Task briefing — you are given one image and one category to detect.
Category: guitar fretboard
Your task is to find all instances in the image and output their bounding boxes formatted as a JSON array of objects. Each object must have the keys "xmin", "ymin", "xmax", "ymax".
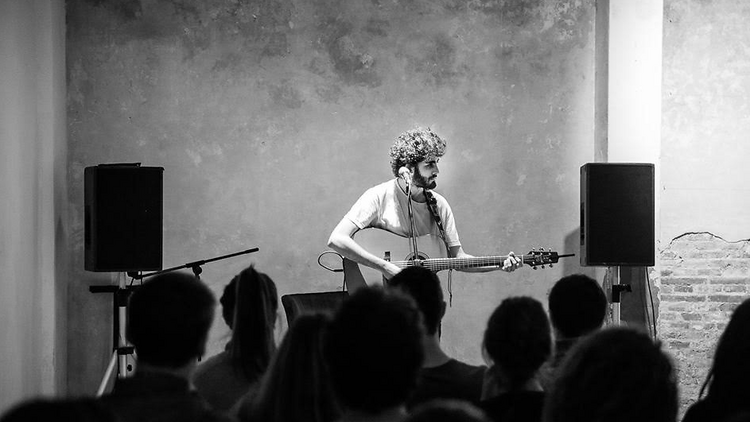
[{"xmin": 393, "ymin": 255, "xmax": 516, "ymax": 272}]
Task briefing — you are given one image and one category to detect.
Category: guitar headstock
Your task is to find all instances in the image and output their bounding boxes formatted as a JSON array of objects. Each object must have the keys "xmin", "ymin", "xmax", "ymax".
[{"xmin": 523, "ymin": 249, "xmax": 560, "ymax": 270}]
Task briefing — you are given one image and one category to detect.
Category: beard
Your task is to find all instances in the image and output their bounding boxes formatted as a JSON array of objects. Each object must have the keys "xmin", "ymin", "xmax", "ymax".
[{"xmin": 413, "ymin": 172, "xmax": 437, "ymax": 189}]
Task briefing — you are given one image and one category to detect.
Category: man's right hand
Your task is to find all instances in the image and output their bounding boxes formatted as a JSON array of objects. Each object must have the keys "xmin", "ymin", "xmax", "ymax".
[{"xmin": 382, "ymin": 261, "xmax": 403, "ymax": 280}]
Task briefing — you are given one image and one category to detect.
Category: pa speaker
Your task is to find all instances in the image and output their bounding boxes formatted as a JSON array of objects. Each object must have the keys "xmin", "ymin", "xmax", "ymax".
[
  {"xmin": 580, "ymin": 163, "xmax": 654, "ymax": 266},
  {"xmin": 85, "ymin": 164, "xmax": 164, "ymax": 272}
]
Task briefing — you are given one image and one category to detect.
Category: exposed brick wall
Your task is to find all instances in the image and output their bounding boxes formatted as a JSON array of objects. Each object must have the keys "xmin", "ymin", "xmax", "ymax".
[{"xmin": 658, "ymin": 232, "xmax": 750, "ymax": 414}]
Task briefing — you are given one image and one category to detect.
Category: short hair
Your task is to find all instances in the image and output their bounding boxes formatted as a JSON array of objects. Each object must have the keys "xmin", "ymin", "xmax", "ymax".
[
  {"xmin": 389, "ymin": 127, "xmax": 447, "ymax": 177},
  {"xmin": 545, "ymin": 327, "xmax": 678, "ymax": 422},
  {"xmin": 700, "ymin": 297, "xmax": 750, "ymax": 404},
  {"xmin": 323, "ymin": 287, "xmax": 424, "ymax": 413},
  {"xmin": 388, "ymin": 266, "xmax": 444, "ymax": 335},
  {"xmin": 548, "ymin": 274, "xmax": 607, "ymax": 338},
  {"xmin": 483, "ymin": 296, "xmax": 552, "ymax": 388},
  {"xmin": 407, "ymin": 399, "xmax": 492, "ymax": 422},
  {"xmin": 221, "ymin": 265, "xmax": 278, "ymax": 380},
  {"xmin": 126, "ymin": 272, "xmax": 215, "ymax": 368}
]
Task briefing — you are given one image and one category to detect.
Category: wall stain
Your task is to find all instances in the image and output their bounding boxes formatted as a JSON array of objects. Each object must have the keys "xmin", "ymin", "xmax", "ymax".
[
  {"xmin": 316, "ymin": 83, "xmax": 344, "ymax": 104},
  {"xmin": 314, "ymin": 18, "xmax": 381, "ymax": 87},
  {"xmin": 262, "ymin": 32, "xmax": 290, "ymax": 58},
  {"xmin": 212, "ymin": 53, "xmax": 242, "ymax": 72},
  {"xmin": 364, "ymin": 18, "xmax": 390, "ymax": 37},
  {"xmin": 408, "ymin": 33, "xmax": 461, "ymax": 87},
  {"xmin": 85, "ymin": 0, "xmax": 143, "ymax": 21},
  {"xmin": 268, "ymin": 80, "xmax": 303, "ymax": 109},
  {"xmin": 472, "ymin": 0, "xmax": 543, "ymax": 27}
]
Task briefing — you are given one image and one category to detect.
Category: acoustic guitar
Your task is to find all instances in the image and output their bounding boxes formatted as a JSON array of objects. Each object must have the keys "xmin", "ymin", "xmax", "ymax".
[{"xmin": 342, "ymin": 228, "xmax": 572, "ymax": 291}]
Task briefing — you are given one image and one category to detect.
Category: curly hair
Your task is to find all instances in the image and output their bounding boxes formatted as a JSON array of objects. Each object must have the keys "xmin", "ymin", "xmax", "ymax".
[{"xmin": 389, "ymin": 127, "xmax": 447, "ymax": 177}]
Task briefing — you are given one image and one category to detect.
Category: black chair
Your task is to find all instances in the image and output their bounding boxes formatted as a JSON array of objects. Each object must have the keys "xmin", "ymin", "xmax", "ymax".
[{"xmin": 281, "ymin": 291, "xmax": 349, "ymax": 327}]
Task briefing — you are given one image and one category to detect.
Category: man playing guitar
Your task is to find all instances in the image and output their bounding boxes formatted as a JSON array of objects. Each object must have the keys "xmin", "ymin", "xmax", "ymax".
[{"xmin": 327, "ymin": 126, "xmax": 522, "ymax": 289}]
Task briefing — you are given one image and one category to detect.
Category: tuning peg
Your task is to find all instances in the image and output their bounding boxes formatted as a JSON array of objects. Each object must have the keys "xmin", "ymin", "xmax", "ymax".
[
  {"xmin": 532, "ymin": 266, "xmax": 538, "ymax": 270},
  {"xmin": 549, "ymin": 264, "xmax": 554, "ymax": 268}
]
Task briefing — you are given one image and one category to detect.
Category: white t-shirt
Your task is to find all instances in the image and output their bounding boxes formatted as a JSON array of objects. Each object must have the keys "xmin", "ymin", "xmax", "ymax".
[{"xmin": 344, "ymin": 179, "xmax": 461, "ymax": 248}]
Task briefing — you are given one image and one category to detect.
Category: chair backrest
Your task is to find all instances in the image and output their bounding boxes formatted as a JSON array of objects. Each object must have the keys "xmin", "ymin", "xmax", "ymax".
[{"xmin": 281, "ymin": 291, "xmax": 349, "ymax": 327}]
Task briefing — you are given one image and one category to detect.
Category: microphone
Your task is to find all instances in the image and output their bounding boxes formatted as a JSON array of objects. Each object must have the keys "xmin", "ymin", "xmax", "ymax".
[{"xmin": 398, "ymin": 167, "xmax": 411, "ymax": 183}]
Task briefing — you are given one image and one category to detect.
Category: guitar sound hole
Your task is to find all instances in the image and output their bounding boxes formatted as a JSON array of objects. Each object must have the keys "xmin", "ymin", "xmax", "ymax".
[{"xmin": 405, "ymin": 252, "xmax": 429, "ymax": 262}]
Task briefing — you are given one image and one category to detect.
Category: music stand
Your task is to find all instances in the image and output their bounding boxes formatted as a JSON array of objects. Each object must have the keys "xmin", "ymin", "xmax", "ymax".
[{"xmin": 89, "ymin": 247, "xmax": 259, "ymax": 396}]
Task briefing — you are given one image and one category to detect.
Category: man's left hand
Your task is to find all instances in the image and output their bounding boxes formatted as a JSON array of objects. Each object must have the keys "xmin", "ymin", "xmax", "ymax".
[{"xmin": 501, "ymin": 252, "xmax": 522, "ymax": 272}]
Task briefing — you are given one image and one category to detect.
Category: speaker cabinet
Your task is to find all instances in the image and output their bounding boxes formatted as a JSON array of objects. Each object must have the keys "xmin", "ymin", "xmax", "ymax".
[
  {"xmin": 580, "ymin": 163, "xmax": 654, "ymax": 266},
  {"xmin": 85, "ymin": 164, "xmax": 164, "ymax": 272}
]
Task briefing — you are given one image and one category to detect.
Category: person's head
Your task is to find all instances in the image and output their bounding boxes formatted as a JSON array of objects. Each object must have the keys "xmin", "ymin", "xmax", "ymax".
[
  {"xmin": 127, "ymin": 271, "xmax": 215, "ymax": 369},
  {"xmin": 548, "ymin": 274, "xmax": 607, "ymax": 339},
  {"xmin": 700, "ymin": 297, "xmax": 750, "ymax": 404},
  {"xmin": 222, "ymin": 265, "xmax": 279, "ymax": 380},
  {"xmin": 388, "ymin": 266, "xmax": 445, "ymax": 336},
  {"xmin": 244, "ymin": 313, "xmax": 340, "ymax": 422},
  {"xmin": 406, "ymin": 399, "xmax": 491, "ymax": 422},
  {"xmin": 483, "ymin": 296, "xmax": 552, "ymax": 390},
  {"xmin": 323, "ymin": 286, "xmax": 424, "ymax": 414},
  {"xmin": 389, "ymin": 127, "xmax": 446, "ymax": 189},
  {"xmin": 545, "ymin": 327, "xmax": 678, "ymax": 422},
  {"xmin": 1, "ymin": 398, "xmax": 116, "ymax": 422}
]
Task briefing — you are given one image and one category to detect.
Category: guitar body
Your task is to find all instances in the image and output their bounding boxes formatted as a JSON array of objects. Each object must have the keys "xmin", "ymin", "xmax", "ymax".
[{"xmin": 343, "ymin": 229, "xmax": 448, "ymax": 291}]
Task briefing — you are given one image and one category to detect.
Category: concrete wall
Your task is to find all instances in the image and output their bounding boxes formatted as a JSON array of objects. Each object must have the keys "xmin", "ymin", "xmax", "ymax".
[
  {"xmin": 660, "ymin": 0, "xmax": 750, "ymax": 413},
  {"xmin": 66, "ymin": 0, "xmax": 597, "ymax": 394},
  {"xmin": 0, "ymin": 0, "xmax": 67, "ymax": 414}
]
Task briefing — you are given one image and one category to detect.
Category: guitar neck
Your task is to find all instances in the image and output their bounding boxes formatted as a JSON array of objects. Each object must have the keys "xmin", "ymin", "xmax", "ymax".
[{"xmin": 392, "ymin": 255, "xmax": 513, "ymax": 272}]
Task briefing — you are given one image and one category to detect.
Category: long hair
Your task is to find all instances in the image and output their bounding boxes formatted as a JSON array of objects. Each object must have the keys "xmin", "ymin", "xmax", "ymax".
[
  {"xmin": 221, "ymin": 265, "xmax": 278, "ymax": 381},
  {"xmin": 242, "ymin": 313, "xmax": 340, "ymax": 422},
  {"xmin": 699, "ymin": 298, "xmax": 750, "ymax": 404}
]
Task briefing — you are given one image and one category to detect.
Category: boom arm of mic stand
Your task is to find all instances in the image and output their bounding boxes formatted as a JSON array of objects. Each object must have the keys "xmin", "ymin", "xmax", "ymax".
[{"xmin": 127, "ymin": 247, "xmax": 260, "ymax": 280}]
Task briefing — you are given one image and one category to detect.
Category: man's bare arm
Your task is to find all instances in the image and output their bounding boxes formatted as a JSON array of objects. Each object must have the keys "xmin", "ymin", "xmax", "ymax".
[{"xmin": 327, "ymin": 219, "xmax": 402, "ymax": 280}]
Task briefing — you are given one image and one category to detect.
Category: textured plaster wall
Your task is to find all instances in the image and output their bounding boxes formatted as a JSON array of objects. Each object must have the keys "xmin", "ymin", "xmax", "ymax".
[
  {"xmin": 661, "ymin": 0, "xmax": 750, "ymax": 414},
  {"xmin": 66, "ymin": 0, "xmax": 595, "ymax": 394},
  {"xmin": 662, "ymin": 0, "xmax": 750, "ymax": 242}
]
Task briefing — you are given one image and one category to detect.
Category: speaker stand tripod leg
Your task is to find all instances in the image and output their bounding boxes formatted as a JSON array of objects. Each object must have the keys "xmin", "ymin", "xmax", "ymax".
[{"xmin": 96, "ymin": 349, "xmax": 118, "ymax": 397}]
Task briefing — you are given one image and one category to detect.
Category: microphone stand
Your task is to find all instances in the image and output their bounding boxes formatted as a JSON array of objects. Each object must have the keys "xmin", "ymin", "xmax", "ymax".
[
  {"xmin": 126, "ymin": 247, "xmax": 260, "ymax": 281},
  {"xmin": 90, "ymin": 246, "xmax": 259, "ymax": 396},
  {"xmin": 403, "ymin": 176, "xmax": 420, "ymax": 263}
]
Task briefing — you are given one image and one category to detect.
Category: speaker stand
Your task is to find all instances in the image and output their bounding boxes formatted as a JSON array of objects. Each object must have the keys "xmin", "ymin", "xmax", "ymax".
[
  {"xmin": 610, "ymin": 266, "xmax": 632, "ymax": 326},
  {"xmin": 89, "ymin": 272, "xmax": 136, "ymax": 396}
]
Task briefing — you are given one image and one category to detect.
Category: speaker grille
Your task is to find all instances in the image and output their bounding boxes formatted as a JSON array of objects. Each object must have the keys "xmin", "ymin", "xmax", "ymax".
[
  {"xmin": 84, "ymin": 165, "xmax": 164, "ymax": 272},
  {"xmin": 581, "ymin": 163, "xmax": 654, "ymax": 266}
]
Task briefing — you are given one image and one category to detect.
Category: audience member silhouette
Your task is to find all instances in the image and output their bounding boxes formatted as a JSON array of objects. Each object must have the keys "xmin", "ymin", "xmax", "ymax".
[
  {"xmin": 388, "ymin": 266, "xmax": 486, "ymax": 407},
  {"xmin": 99, "ymin": 271, "xmax": 234, "ymax": 422},
  {"xmin": 1, "ymin": 398, "xmax": 116, "ymax": 422},
  {"xmin": 193, "ymin": 265, "xmax": 278, "ymax": 412},
  {"xmin": 323, "ymin": 286, "xmax": 424, "ymax": 422},
  {"xmin": 548, "ymin": 274, "xmax": 607, "ymax": 366},
  {"xmin": 234, "ymin": 313, "xmax": 340, "ymax": 422},
  {"xmin": 544, "ymin": 327, "xmax": 677, "ymax": 422},
  {"xmin": 682, "ymin": 298, "xmax": 750, "ymax": 422},
  {"xmin": 406, "ymin": 399, "xmax": 492, "ymax": 422},
  {"xmin": 539, "ymin": 274, "xmax": 606, "ymax": 389},
  {"xmin": 480, "ymin": 296, "xmax": 551, "ymax": 422}
]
